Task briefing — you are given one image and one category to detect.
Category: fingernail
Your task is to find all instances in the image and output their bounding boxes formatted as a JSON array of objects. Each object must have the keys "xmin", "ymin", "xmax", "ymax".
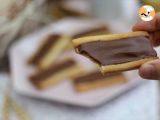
[{"xmin": 140, "ymin": 64, "xmax": 157, "ymax": 79}]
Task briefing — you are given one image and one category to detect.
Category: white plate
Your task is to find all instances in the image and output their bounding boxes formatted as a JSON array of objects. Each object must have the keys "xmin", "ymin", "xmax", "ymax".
[{"xmin": 9, "ymin": 19, "xmax": 145, "ymax": 107}]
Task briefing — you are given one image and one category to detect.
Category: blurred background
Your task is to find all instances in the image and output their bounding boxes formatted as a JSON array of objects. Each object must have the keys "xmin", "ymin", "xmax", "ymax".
[{"xmin": 0, "ymin": 0, "xmax": 160, "ymax": 120}]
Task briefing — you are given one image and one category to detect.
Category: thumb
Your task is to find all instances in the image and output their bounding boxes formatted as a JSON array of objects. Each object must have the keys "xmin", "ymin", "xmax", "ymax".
[{"xmin": 139, "ymin": 59, "xmax": 160, "ymax": 80}]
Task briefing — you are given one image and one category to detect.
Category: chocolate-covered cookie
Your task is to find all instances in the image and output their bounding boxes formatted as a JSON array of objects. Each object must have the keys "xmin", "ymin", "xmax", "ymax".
[{"xmin": 73, "ymin": 31, "xmax": 158, "ymax": 73}]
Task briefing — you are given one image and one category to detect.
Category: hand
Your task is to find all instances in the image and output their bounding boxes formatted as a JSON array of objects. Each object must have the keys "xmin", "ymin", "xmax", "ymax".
[{"xmin": 132, "ymin": 13, "xmax": 160, "ymax": 80}]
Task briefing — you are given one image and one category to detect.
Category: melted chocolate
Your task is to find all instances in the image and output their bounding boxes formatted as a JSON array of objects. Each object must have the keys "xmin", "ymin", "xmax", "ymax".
[{"xmin": 78, "ymin": 36, "xmax": 157, "ymax": 66}]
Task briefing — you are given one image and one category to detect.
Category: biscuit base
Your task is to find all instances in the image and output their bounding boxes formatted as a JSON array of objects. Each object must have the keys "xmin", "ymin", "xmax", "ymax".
[
  {"xmin": 100, "ymin": 57, "xmax": 158, "ymax": 74},
  {"xmin": 74, "ymin": 75, "xmax": 128, "ymax": 92}
]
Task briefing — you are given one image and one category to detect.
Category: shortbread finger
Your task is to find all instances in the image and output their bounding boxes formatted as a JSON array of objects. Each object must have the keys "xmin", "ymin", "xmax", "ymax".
[
  {"xmin": 28, "ymin": 34, "xmax": 60, "ymax": 65},
  {"xmin": 30, "ymin": 59, "xmax": 84, "ymax": 89},
  {"xmin": 28, "ymin": 34, "xmax": 71, "ymax": 69},
  {"xmin": 73, "ymin": 71, "xmax": 128, "ymax": 92},
  {"xmin": 72, "ymin": 31, "xmax": 158, "ymax": 73}
]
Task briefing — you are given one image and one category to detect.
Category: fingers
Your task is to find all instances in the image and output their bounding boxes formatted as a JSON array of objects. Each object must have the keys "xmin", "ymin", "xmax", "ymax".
[
  {"xmin": 132, "ymin": 13, "xmax": 160, "ymax": 46},
  {"xmin": 132, "ymin": 13, "xmax": 160, "ymax": 32},
  {"xmin": 139, "ymin": 59, "xmax": 160, "ymax": 80},
  {"xmin": 132, "ymin": 13, "xmax": 160, "ymax": 79},
  {"xmin": 150, "ymin": 31, "xmax": 160, "ymax": 46}
]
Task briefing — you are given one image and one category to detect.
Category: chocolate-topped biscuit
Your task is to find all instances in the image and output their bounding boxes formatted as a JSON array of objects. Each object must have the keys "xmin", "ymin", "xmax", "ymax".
[
  {"xmin": 30, "ymin": 59, "xmax": 84, "ymax": 89},
  {"xmin": 28, "ymin": 34, "xmax": 60, "ymax": 65},
  {"xmin": 28, "ymin": 34, "xmax": 71, "ymax": 69},
  {"xmin": 72, "ymin": 31, "xmax": 158, "ymax": 73},
  {"xmin": 73, "ymin": 71, "xmax": 128, "ymax": 92}
]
